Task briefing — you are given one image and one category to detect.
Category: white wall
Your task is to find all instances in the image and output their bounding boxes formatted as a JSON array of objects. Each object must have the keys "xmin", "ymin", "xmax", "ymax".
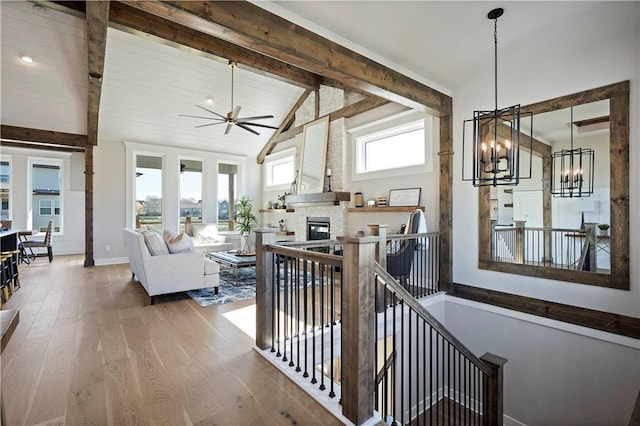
[
  {"xmin": 439, "ymin": 297, "xmax": 639, "ymax": 425},
  {"xmin": 452, "ymin": 3, "xmax": 640, "ymax": 317},
  {"xmin": 0, "ymin": 147, "xmax": 85, "ymax": 255}
]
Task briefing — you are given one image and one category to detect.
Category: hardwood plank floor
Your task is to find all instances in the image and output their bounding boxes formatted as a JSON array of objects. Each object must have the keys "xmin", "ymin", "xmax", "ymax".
[{"xmin": 1, "ymin": 255, "xmax": 343, "ymax": 425}]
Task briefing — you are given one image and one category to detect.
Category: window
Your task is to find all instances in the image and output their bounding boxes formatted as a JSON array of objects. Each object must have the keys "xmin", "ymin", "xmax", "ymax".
[
  {"xmin": 265, "ymin": 152, "xmax": 295, "ymax": 188},
  {"xmin": 180, "ymin": 159, "xmax": 203, "ymax": 232},
  {"xmin": 135, "ymin": 155, "xmax": 163, "ymax": 230},
  {"xmin": 1, "ymin": 160, "xmax": 10, "ymax": 220},
  {"xmin": 39, "ymin": 199, "xmax": 52, "ymax": 215},
  {"xmin": 218, "ymin": 163, "xmax": 238, "ymax": 231},
  {"xmin": 355, "ymin": 120, "xmax": 425, "ymax": 174},
  {"xmin": 31, "ymin": 161, "xmax": 62, "ymax": 233}
]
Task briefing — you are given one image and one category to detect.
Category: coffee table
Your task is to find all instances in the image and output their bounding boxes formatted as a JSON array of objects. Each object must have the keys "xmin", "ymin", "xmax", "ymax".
[{"xmin": 207, "ymin": 250, "xmax": 256, "ymax": 284}]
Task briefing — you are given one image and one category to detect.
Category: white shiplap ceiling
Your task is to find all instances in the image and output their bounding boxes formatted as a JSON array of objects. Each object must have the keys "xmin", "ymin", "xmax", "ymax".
[
  {"xmin": 99, "ymin": 27, "xmax": 304, "ymax": 156},
  {"xmin": 1, "ymin": 1, "xmax": 305, "ymax": 157},
  {"xmin": 1, "ymin": 1, "xmax": 88, "ymax": 134}
]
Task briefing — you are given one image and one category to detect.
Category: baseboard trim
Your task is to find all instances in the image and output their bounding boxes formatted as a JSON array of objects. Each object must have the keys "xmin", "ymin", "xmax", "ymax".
[
  {"xmin": 94, "ymin": 257, "xmax": 129, "ymax": 266},
  {"xmin": 451, "ymin": 283, "xmax": 640, "ymax": 339}
]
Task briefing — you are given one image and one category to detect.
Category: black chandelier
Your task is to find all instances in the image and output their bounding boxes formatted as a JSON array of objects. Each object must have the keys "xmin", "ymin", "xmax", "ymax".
[
  {"xmin": 550, "ymin": 107, "xmax": 595, "ymax": 198},
  {"xmin": 462, "ymin": 8, "xmax": 532, "ymax": 187}
]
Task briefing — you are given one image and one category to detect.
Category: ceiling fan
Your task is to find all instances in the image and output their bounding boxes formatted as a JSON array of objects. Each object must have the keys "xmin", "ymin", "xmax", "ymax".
[{"xmin": 180, "ymin": 61, "xmax": 278, "ymax": 135}]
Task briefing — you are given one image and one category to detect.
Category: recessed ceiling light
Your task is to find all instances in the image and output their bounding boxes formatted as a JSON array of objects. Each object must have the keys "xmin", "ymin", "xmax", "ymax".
[
  {"xmin": 205, "ymin": 97, "xmax": 214, "ymax": 104},
  {"xmin": 18, "ymin": 52, "xmax": 34, "ymax": 64}
]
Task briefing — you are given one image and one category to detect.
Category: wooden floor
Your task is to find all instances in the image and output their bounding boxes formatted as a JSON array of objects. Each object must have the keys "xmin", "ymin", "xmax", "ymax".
[{"xmin": 1, "ymin": 255, "xmax": 344, "ymax": 425}]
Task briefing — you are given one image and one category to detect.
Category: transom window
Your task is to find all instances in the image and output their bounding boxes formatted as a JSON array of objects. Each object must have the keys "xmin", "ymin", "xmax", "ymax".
[
  {"xmin": 265, "ymin": 150, "xmax": 295, "ymax": 188},
  {"xmin": 354, "ymin": 119, "xmax": 427, "ymax": 175}
]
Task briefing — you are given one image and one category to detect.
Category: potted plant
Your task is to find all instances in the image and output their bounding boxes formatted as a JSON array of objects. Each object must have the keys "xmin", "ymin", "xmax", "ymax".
[
  {"xmin": 597, "ymin": 223, "xmax": 610, "ymax": 236},
  {"xmin": 278, "ymin": 192, "xmax": 291, "ymax": 210},
  {"xmin": 235, "ymin": 196, "xmax": 257, "ymax": 254}
]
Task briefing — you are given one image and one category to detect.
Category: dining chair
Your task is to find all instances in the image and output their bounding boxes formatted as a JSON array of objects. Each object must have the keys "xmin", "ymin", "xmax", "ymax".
[{"xmin": 21, "ymin": 220, "xmax": 54, "ymax": 262}]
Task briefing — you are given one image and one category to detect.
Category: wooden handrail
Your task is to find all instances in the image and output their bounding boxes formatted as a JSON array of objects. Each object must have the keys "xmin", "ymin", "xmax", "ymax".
[{"xmin": 265, "ymin": 243, "xmax": 343, "ymax": 267}]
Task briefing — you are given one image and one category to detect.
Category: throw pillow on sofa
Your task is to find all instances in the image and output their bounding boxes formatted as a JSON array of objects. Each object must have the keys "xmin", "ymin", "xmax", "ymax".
[
  {"xmin": 163, "ymin": 230, "xmax": 196, "ymax": 254},
  {"xmin": 142, "ymin": 230, "xmax": 170, "ymax": 256}
]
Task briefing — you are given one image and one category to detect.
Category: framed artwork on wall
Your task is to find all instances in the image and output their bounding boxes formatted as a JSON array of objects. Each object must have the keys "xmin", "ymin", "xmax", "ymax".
[{"xmin": 388, "ymin": 188, "xmax": 421, "ymax": 207}]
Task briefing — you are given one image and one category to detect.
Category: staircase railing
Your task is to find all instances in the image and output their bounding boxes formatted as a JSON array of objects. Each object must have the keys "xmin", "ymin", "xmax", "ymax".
[
  {"xmin": 490, "ymin": 222, "xmax": 600, "ymax": 271},
  {"xmin": 375, "ymin": 263, "xmax": 506, "ymax": 425},
  {"xmin": 255, "ymin": 229, "xmax": 506, "ymax": 425}
]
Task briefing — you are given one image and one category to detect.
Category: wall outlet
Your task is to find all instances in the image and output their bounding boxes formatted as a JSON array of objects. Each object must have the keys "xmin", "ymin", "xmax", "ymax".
[{"xmin": 105, "ymin": 245, "xmax": 111, "ymax": 252}]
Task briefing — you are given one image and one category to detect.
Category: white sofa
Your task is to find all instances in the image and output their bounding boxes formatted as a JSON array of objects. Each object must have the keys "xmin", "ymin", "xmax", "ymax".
[
  {"xmin": 124, "ymin": 228, "xmax": 219, "ymax": 305},
  {"xmin": 185, "ymin": 223, "xmax": 234, "ymax": 253}
]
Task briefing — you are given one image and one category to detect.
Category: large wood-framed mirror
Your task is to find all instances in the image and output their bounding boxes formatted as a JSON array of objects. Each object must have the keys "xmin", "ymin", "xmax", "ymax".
[
  {"xmin": 297, "ymin": 116, "xmax": 329, "ymax": 194},
  {"xmin": 478, "ymin": 81, "xmax": 629, "ymax": 289}
]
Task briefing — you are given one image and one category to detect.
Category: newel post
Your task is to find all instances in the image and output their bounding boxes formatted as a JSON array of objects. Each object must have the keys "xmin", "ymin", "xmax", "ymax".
[
  {"xmin": 480, "ymin": 352, "xmax": 508, "ymax": 425},
  {"xmin": 255, "ymin": 228, "xmax": 277, "ymax": 350},
  {"xmin": 338, "ymin": 235, "xmax": 378, "ymax": 425},
  {"xmin": 585, "ymin": 222, "xmax": 598, "ymax": 272},
  {"xmin": 490, "ymin": 220, "xmax": 497, "ymax": 260},
  {"xmin": 514, "ymin": 220, "xmax": 526, "ymax": 263}
]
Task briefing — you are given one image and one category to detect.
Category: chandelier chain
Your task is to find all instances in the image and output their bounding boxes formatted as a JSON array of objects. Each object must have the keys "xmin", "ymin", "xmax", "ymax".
[{"xmin": 493, "ymin": 17, "xmax": 498, "ymax": 112}]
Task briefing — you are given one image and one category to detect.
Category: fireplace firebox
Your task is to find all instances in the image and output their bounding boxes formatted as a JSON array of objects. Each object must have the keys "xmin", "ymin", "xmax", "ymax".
[{"xmin": 307, "ymin": 217, "xmax": 330, "ymax": 241}]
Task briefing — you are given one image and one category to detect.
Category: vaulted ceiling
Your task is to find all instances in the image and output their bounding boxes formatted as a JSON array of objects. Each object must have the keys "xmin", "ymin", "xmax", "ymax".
[{"xmin": 1, "ymin": 1, "xmax": 637, "ymax": 157}]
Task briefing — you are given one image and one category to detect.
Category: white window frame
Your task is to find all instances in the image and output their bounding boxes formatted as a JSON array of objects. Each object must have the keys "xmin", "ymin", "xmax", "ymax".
[
  {"xmin": 39, "ymin": 199, "xmax": 53, "ymax": 216},
  {"xmin": 349, "ymin": 111, "xmax": 436, "ymax": 182},
  {"xmin": 28, "ymin": 157, "xmax": 64, "ymax": 235},
  {"xmin": 0, "ymin": 157, "xmax": 12, "ymax": 221},
  {"xmin": 263, "ymin": 148, "xmax": 296, "ymax": 190}
]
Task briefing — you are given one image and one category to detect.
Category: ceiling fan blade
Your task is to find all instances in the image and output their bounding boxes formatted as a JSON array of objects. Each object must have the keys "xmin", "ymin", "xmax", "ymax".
[
  {"xmin": 237, "ymin": 122, "xmax": 260, "ymax": 135},
  {"xmin": 231, "ymin": 105, "xmax": 241, "ymax": 120},
  {"xmin": 179, "ymin": 114, "xmax": 224, "ymax": 121},
  {"xmin": 238, "ymin": 122, "xmax": 279, "ymax": 130},
  {"xmin": 195, "ymin": 105, "xmax": 227, "ymax": 120},
  {"xmin": 237, "ymin": 115, "xmax": 274, "ymax": 121},
  {"xmin": 224, "ymin": 122, "xmax": 234, "ymax": 135},
  {"xmin": 195, "ymin": 122, "xmax": 226, "ymax": 128}
]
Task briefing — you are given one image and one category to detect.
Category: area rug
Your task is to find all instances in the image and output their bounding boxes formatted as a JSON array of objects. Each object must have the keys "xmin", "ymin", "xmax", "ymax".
[
  {"xmin": 187, "ymin": 268, "xmax": 257, "ymax": 307},
  {"xmin": 186, "ymin": 266, "xmax": 322, "ymax": 307}
]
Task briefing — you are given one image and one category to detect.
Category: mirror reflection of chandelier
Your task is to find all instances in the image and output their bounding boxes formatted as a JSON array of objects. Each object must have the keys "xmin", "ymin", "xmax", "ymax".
[
  {"xmin": 550, "ymin": 106, "xmax": 595, "ymax": 198},
  {"xmin": 462, "ymin": 8, "xmax": 533, "ymax": 187}
]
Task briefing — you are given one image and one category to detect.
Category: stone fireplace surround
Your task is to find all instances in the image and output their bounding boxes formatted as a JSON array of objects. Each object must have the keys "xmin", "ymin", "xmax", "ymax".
[{"xmin": 285, "ymin": 203, "xmax": 348, "ymax": 242}]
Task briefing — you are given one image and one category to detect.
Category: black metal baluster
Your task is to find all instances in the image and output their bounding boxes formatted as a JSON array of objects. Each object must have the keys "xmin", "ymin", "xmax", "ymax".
[
  {"xmin": 271, "ymin": 254, "xmax": 276, "ymax": 352},
  {"xmin": 276, "ymin": 254, "xmax": 282, "ymax": 357},
  {"xmin": 391, "ymin": 290, "xmax": 397, "ymax": 423},
  {"xmin": 329, "ymin": 264, "xmax": 335, "ymax": 398},
  {"xmin": 436, "ymin": 334, "xmax": 440, "ymax": 425},
  {"xmin": 311, "ymin": 259, "xmax": 317, "ymax": 385},
  {"xmin": 303, "ymin": 259, "xmax": 309, "ymax": 378},
  {"xmin": 289, "ymin": 257, "xmax": 295, "ymax": 367},
  {"xmin": 429, "ymin": 325, "xmax": 433, "ymax": 426},
  {"xmin": 408, "ymin": 308, "xmax": 412, "ymax": 423},
  {"xmin": 295, "ymin": 256, "xmax": 301, "ymax": 371},
  {"xmin": 282, "ymin": 256, "xmax": 289, "ymax": 364},
  {"xmin": 399, "ymin": 299, "xmax": 405, "ymax": 426},
  {"xmin": 319, "ymin": 262, "xmax": 325, "ymax": 392}
]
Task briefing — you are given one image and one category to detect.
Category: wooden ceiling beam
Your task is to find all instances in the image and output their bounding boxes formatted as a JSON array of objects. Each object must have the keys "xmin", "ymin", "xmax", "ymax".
[
  {"xmin": 0, "ymin": 140, "xmax": 85, "ymax": 153},
  {"xmin": 125, "ymin": 1, "xmax": 451, "ymax": 116},
  {"xmin": 108, "ymin": 2, "xmax": 320, "ymax": 90},
  {"xmin": 86, "ymin": 1, "xmax": 110, "ymax": 146},
  {"xmin": 46, "ymin": 1, "xmax": 321, "ymax": 90},
  {"xmin": 1, "ymin": 125, "xmax": 88, "ymax": 148},
  {"xmin": 257, "ymin": 89, "xmax": 312, "ymax": 164},
  {"xmin": 269, "ymin": 96, "xmax": 391, "ymax": 146}
]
